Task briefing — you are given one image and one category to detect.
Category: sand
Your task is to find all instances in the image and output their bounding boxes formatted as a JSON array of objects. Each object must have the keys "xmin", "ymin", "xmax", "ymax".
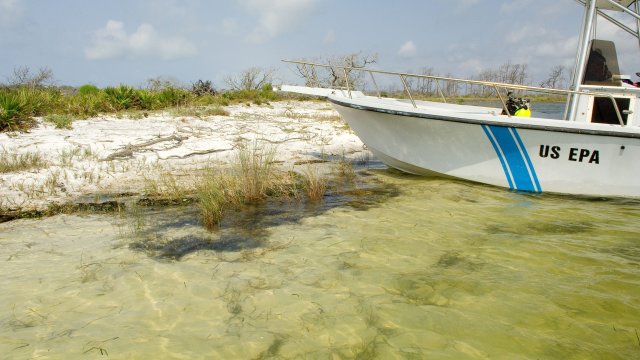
[{"xmin": 0, "ymin": 101, "xmax": 368, "ymax": 211}]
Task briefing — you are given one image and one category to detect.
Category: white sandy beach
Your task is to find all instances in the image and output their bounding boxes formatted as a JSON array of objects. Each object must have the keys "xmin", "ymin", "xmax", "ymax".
[{"xmin": 0, "ymin": 101, "xmax": 368, "ymax": 211}]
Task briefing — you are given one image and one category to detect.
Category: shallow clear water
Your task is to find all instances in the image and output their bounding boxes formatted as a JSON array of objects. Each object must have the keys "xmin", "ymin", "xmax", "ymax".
[{"xmin": 1, "ymin": 169, "xmax": 639, "ymax": 359}]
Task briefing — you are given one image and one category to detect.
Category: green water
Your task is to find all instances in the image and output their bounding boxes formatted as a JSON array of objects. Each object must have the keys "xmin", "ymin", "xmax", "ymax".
[{"xmin": 1, "ymin": 170, "xmax": 639, "ymax": 359}]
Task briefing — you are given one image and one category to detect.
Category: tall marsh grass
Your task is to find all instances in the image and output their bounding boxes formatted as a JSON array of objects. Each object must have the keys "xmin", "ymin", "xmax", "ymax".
[
  {"xmin": 234, "ymin": 141, "xmax": 278, "ymax": 203},
  {"xmin": 197, "ymin": 170, "xmax": 227, "ymax": 230},
  {"xmin": 194, "ymin": 142, "xmax": 333, "ymax": 230},
  {"xmin": 303, "ymin": 165, "xmax": 328, "ymax": 202}
]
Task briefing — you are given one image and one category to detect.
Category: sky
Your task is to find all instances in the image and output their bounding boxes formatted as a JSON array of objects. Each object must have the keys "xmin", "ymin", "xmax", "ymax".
[{"xmin": 1, "ymin": 0, "xmax": 639, "ymax": 89}]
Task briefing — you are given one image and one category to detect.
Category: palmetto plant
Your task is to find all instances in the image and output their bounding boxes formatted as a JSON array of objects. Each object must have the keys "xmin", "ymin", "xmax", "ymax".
[
  {"xmin": 0, "ymin": 91, "xmax": 25, "ymax": 130},
  {"xmin": 104, "ymin": 85, "xmax": 140, "ymax": 110}
]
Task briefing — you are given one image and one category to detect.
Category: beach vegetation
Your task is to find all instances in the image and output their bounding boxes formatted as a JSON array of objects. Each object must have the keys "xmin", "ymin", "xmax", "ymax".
[
  {"xmin": 335, "ymin": 155, "xmax": 356, "ymax": 182},
  {"xmin": 0, "ymin": 150, "xmax": 48, "ymax": 173},
  {"xmin": 196, "ymin": 170, "xmax": 227, "ymax": 230},
  {"xmin": 191, "ymin": 79, "xmax": 217, "ymax": 96},
  {"xmin": 0, "ymin": 90, "xmax": 26, "ymax": 130},
  {"xmin": 158, "ymin": 87, "xmax": 191, "ymax": 108},
  {"xmin": 302, "ymin": 165, "xmax": 327, "ymax": 202},
  {"xmin": 131, "ymin": 143, "xmax": 303, "ymax": 230},
  {"xmin": 104, "ymin": 85, "xmax": 140, "ymax": 110},
  {"xmin": 233, "ymin": 141, "xmax": 279, "ymax": 203},
  {"xmin": 44, "ymin": 114, "xmax": 73, "ymax": 129},
  {"xmin": 78, "ymin": 84, "xmax": 100, "ymax": 96},
  {"xmin": 0, "ymin": 68, "xmax": 316, "ymax": 132}
]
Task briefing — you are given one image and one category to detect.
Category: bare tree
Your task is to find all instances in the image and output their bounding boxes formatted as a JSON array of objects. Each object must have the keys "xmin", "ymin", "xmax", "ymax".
[
  {"xmin": 475, "ymin": 68, "xmax": 498, "ymax": 96},
  {"xmin": 295, "ymin": 52, "xmax": 378, "ymax": 89},
  {"xmin": 416, "ymin": 67, "xmax": 436, "ymax": 95},
  {"xmin": 540, "ymin": 65, "xmax": 566, "ymax": 89},
  {"xmin": 471, "ymin": 62, "xmax": 529, "ymax": 96},
  {"xmin": 8, "ymin": 66, "xmax": 55, "ymax": 88},
  {"xmin": 404, "ymin": 67, "xmax": 437, "ymax": 96},
  {"xmin": 145, "ymin": 76, "xmax": 184, "ymax": 91},
  {"xmin": 224, "ymin": 67, "xmax": 275, "ymax": 91},
  {"xmin": 497, "ymin": 62, "xmax": 528, "ymax": 85}
]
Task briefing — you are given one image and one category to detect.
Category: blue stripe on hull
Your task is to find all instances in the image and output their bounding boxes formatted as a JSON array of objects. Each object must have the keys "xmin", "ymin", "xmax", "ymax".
[{"xmin": 482, "ymin": 125, "xmax": 541, "ymax": 193}]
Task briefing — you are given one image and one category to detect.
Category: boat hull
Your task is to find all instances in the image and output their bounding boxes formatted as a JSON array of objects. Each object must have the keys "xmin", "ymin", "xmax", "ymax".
[{"xmin": 331, "ymin": 99, "xmax": 640, "ymax": 198}]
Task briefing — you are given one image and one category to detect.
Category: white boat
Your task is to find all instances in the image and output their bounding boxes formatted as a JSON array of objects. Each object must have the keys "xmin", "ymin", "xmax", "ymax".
[{"xmin": 281, "ymin": 0, "xmax": 640, "ymax": 198}]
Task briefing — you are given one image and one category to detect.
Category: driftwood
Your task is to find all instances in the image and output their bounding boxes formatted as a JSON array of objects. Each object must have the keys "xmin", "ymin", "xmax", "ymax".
[
  {"xmin": 158, "ymin": 148, "xmax": 233, "ymax": 160},
  {"xmin": 102, "ymin": 134, "xmax": 188, "ymax": 161}
]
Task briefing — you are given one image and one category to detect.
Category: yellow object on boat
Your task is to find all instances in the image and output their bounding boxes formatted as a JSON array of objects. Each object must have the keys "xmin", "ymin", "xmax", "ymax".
[{"xmin": 514, "ymin": 108, "xmax": 531, "ymax": 117}]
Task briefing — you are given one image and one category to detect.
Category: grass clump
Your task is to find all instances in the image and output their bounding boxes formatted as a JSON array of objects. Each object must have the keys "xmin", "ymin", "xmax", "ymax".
[
  {"xmin": 197, "ymin": 170, "xmax": 227, "ymax": 230},
  {"xmin": 335, "ymin": 155, "xmax": 356, "ymax": 182},
  {"xmin": 196, "ymin": 142, "xmax": 306, "ymax": 230},
  {"xmin": 303, "ymin": 165, "xmax": 327, "ymax": 202},
  {"xmin": 234, "ymin": 141, "xmax": 279, "ymax": 203},
  {"xmin": 142, "ymin": 171, "xmax": 195, "ymax": 204},
  {"xmin": 44, "ymin": 114, "xmax": 73, "ymax": 129},
  {"xmin": 0, "ymin": 150, "xmax": 47, "ymax": 173}
]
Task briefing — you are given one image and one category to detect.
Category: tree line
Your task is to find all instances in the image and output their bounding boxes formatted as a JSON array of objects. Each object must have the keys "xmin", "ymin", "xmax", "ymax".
[{"xmin": 294, "ymin": 52, "xmax": 568, "ymax": 97}]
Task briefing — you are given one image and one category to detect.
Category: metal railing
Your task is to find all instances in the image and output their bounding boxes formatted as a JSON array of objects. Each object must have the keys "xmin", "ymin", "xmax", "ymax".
[{"xmin": 283, "ymin": 59, "xmax": 630, "ymax": 126}]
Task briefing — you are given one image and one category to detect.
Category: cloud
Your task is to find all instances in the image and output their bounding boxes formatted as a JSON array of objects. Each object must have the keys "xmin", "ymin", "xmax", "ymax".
[
  {"xmin": 0, "ymin": 0, "xmax": 22, "ymax": 25},
  {"xmin": 398, "ymin": 41, "xmax": 417, "ymax": 58},
  {"xmin": 85, "ymin": 20, "xmax": 197, "ymax": 60},
  {"xmin": 239, "ymin": 0, "xmax": 318, "ymax": 43},
  {"xmin": 532, "ymin": 36, "xmax": 578, "ymax": 58}
]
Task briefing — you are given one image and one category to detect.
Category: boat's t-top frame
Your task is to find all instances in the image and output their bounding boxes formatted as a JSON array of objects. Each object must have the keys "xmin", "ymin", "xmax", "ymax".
[
  {"xmin": 566, "ymin": 0, "xmax": 640, "ymax": 122},
  {"xmin": 283, "ymin": 0, "xmax": 640, "ymax": 126}
]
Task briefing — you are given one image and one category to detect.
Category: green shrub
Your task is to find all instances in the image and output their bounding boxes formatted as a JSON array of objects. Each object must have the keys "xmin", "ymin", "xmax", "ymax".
[
  {"xmin": 65, "ymin": 92, "xmax": 108, "ymax": 118},
  {"xmin": 158, "ymin": 87, "xmax": 190, "ymax": 107},
  {"xmin": 14, "ymin": 87, "xmax": 61, "ymax": 117},
  {"xmin": 221, "ymin": 87, "xmax": 278, "ymax": 105},
  {"xmin": 44, "ymin": 114, "xmax": 73, "ymax": 129},
  {"xmin": 78, "ymin": 84, "xmax": 100, "ymax": 96},
  {"xmin": 194, "ymin": 94, "xmax": 229, "ymax": 107},
  {"xmin": 137, "ymin": 89, "xmax": 159, "ymax": 110}
]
